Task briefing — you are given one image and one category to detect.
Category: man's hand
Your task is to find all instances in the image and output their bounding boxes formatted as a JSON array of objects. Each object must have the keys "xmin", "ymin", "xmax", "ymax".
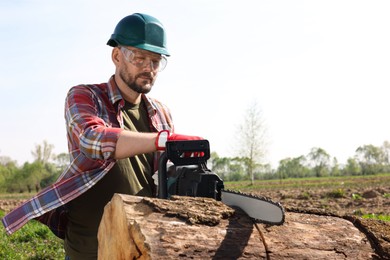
[{"xmin": 155, "ymin": 130, "xmax": 203, "ymax": 151}]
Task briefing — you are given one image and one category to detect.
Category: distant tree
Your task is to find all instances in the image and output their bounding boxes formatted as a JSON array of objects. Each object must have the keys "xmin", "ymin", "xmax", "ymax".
[
  {"xmin": 343, "ymin": 157, "xmax": 361, "ymax": 176},
  {"xmin": 31, "ymin": 140, "xmax": 55, "ymax": 164},
  {"xmin": 54, "ymin": 152, "xmax": 70, "ymax": 172},
  {"xmin": 382, "ymin": 141, "xmax": 390, "ymax": 161},
  {"xmin": 307, "ymin": 147, "xmax": 330, "ymax": 177},
  {"xmin": 0, "ymin": 156, "xmax": 17, "ymax": 167},
  {"xmin": 235, "ymin": 101, "xmax": 268, "ymax": 185},
  {"xmin": 276, "ymin": 156, "xmax": 309, "ymax": 179},
  {"xmin": 0, "ymin": 159, "xmax": 18, "ymax": 192},
  {"xmin": 355, "ymin": 144, "xmax": 384, "ymax": 174},
  {"xmin": 254, "ymin": 163, "xmax": 273, "ymax": 180},
  {"xmin": 5, "ymin": 161, "xmax": 49, "ymax": 193},
  {"xmin": 2, "ymin": 141, "xmax": 63, "ymax": 193},
  {"xmin": 210, "ymin": 152, "xmax": 231, "ymax": 181},
  {"xmin": 227, "ymin": 162, "xmax": 245, "ymax": 181},
  {"xmin": 329, "ymin": 157, "xmax": 341, "ymax": 176},
  {"xmin": 381, "ymin": 141, "xmax": 390, "ymax": 172}
]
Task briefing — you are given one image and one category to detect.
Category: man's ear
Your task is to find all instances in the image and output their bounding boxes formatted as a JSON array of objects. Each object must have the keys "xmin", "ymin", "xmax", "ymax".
[{"xmin": 112, "ymin": 47, "xmax": 121, "ymax": 66}]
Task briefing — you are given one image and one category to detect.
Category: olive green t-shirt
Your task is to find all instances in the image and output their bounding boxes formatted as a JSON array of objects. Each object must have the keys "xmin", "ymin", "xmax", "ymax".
[{"xmin": 64, "ymin": 100, "xmax": 155, "ymax": 259}]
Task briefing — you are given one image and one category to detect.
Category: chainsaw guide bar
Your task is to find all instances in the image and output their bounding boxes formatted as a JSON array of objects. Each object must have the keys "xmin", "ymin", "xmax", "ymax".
[{"xmin": 221, "ymin": 189, "xmax": 285, "ymax": 225}]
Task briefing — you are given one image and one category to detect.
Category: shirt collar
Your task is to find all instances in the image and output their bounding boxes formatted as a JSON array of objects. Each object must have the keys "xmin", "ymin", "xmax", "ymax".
[
  {"xmin": 142, "ymin": 95, "xmax": 157, "ymax": 116},
  {"xmin": 107, "ymin": 75, "xmax": 123, "ymax": 105}
]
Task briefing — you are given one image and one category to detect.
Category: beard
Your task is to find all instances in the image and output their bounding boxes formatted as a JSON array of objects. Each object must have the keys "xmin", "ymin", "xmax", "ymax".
[{"xmin": 118, "ymin": 68, "xmax": 156, "ymax": 94}]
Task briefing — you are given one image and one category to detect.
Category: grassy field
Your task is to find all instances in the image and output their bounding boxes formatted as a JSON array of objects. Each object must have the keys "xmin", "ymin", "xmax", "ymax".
[
  {"xmin": 224, "ymin": 173, "xmax": 390, "ymax": 191},
  {"xmin": 0, "ymin": 210, "xmax": 64, "ymax": 260},
  {"xmin": 0, "ymin": 174, "xmax": 389, "ymax": 258}
]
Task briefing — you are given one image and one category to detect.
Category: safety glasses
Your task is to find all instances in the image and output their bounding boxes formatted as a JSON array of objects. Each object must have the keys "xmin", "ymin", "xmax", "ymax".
[{"xmin": 119, "ymin": 46, "xmax": 167, "ymax": 72}]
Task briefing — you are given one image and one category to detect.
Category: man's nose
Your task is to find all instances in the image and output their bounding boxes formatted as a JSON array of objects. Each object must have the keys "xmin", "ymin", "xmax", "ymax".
[{"xmin": 142, "ymin": 60, "xmax": 155, "ymax": 72}]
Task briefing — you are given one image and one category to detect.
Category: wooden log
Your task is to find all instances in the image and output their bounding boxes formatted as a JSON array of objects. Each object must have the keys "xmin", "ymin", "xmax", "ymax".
[{"xmin": 98, "ymin": 193, "xmax": 378, "ymax": 259}]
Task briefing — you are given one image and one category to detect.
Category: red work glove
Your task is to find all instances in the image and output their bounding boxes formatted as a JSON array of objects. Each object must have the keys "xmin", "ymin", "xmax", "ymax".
[{"xmin": 155, "ymin": 130, "xmax": 203, "ymax": 151}]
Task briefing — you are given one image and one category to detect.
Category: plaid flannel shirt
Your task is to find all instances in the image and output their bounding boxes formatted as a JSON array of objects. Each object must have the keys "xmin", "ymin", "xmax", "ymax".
[{"xmin": 1, "ymin": 76, "xmax": 173, "ymax": 238}]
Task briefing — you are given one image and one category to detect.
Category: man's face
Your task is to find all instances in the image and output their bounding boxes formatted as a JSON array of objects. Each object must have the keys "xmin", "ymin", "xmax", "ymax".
[{"xmin": 117, "ymin": 46, "xmax": 163, "ymax": 94}]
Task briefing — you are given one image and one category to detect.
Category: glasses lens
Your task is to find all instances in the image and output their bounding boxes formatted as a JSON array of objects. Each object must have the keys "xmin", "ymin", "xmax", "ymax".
[
  {"xmin": 158, "ymin": 56, "xmax": 167, "ymax": 72},
  {"xmin": 120, "ymin": 47, "xmax": 134, "ymax": 62},
  {"xmin": 120, "ymin": 47, "xmax": 167, "ymax": 72}
]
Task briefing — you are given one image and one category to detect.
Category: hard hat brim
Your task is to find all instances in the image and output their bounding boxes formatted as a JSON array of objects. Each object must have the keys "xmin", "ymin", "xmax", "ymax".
[{"xmin": 107, "ymin": 39, "xmax": 170, "ymax": 56}]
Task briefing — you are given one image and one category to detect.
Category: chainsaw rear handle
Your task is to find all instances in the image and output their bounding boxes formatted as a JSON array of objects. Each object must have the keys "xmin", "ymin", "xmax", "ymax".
[
  {"xmin": 158, "ymin": 152, "xmax": 169, "ymax": 199},
  {"xmin": 165, "ymin": 140, "xmax": 210, "ymax": 165},
  {"xmin": 158, "ymin": 140, "xmax": 210, "ymax": 199}
]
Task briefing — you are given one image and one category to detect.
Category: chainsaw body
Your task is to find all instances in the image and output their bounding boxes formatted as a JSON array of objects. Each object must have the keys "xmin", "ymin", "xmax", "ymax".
[{"xmin": 158, "ymin": 140, "xmax": 224, "ymax": 201}]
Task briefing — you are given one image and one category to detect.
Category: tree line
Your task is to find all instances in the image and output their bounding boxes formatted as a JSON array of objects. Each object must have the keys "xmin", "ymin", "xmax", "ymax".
[
  {"xmin": 0, "ymin": 141, "xmax": 69, "ymax": 193},
  {"xmin": 1, "ymin": 139, "xmax": 389, "ymax": 194},
  {"xmin": 210, "ymin": 141, "xmax": 390, "ymax": 182},
  {"xmin": 210, "ymin": 101, "xmax": 390, "ymax": 183}
]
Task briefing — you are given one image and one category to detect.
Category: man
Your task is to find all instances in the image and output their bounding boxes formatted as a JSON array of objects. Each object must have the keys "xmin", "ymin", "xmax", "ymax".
[{"xmin": 2, "ymin": 13, "xmax": 201, "ymax": 259}]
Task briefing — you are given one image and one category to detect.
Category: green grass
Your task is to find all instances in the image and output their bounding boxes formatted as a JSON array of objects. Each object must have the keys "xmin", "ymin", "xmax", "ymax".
[
  {"xmin": 326, "ymin": 188, "xmax": 346, "ymax": 198},
  {"xmin": 224, "ymin": 173, "xmax": 390, "ymax": 191},
  {"xmin": 0, "ymin": 210, "xmax": 64, "ymax": 260},
  {"xmin": 0, "ymin": 193, "xmax": 34, "ymax": 200},
  {"xmin": 362, "ymin": 213, "xmax": 390, "ymax": 221},
  {"xmin": 351, "ymin": 193, "xmax": 363, "ymax": 200}
]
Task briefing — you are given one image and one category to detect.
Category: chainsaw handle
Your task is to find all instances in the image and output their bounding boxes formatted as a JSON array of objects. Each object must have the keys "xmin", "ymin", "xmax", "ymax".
[
  {"xmin": 165, "ymin": 140, "xmax": 210, "ymax": 166},
  {"xmin": 158, "ymin": 152, "xmax": 169, "ymax": 199}
]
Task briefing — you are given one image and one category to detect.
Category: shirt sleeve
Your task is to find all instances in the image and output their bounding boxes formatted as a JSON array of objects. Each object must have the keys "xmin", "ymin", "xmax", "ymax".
[{"xmin": 65, "ymin": 85, "xmax": 122, "ymax": 160}]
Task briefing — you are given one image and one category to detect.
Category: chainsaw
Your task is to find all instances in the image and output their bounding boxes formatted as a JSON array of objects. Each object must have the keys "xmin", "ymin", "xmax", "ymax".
[{"xmin": 157, "ymin": 140, "xmax": 285, "ymax": 225}]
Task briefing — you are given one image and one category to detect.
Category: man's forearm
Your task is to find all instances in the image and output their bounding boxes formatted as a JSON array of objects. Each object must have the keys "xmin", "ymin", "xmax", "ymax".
[{"xmin": 114, "ymin": 130, "xmax": 158, "ymax": 159}]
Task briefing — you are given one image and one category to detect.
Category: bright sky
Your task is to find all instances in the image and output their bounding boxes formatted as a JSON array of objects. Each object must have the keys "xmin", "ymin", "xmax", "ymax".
[{"xmin": 1, "ymin": 0, "xmax": 389, "ymax": 168}]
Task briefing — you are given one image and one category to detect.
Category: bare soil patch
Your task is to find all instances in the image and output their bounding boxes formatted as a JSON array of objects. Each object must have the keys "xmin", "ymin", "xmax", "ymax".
[{"xmin": 244, "ymin": 175, "xmax": 390, "ymax": 259}]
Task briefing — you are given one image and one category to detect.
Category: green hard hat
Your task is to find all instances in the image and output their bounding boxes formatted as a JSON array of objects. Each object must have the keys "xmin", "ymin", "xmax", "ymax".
[{"xmin": 107, "ymin": 13, "xmax": 170, "ymax": 56}]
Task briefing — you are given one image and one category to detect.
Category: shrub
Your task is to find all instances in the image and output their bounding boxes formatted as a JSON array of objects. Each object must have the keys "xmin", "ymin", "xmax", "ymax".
[{"xmin": 327, "ymin": 188, "xmax": 345, "ymax": 198}]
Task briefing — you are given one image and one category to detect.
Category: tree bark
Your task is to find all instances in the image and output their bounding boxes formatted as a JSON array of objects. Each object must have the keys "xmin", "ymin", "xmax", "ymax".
[{"xmin": 98, "ymin": 194, "xmax": 378, "ymax": 259}]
